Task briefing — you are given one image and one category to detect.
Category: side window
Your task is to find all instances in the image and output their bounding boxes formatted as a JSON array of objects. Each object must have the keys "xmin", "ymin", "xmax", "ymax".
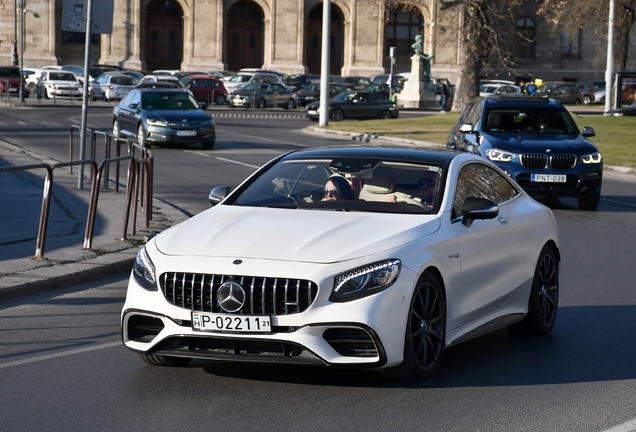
[
  {"xmin": 459, "ymin": 102, "xmax": 476, "ymax": 125},
  {"xmin": 468, "ymin": 103, "xmax": 483, "ymax": 129},
  {"xmin": 483, "ymin": 165, "xmax": 519, "ymax": 203},
  {"xmin": 452, "ymin": 163, "xmax": 494, "ymax": 220},
  {"xmin": 122, "ymin": 91, "xmax": 134, "ymax": 106},
  {"xmin": 131, "ymin": 91, "xmax": 141, "ymax": 106}
]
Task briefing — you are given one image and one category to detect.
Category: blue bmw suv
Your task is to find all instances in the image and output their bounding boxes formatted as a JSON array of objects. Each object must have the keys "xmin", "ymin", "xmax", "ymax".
[{"xmin": 447, "ymin": 95, "xmax": 602, "ymax": 210}]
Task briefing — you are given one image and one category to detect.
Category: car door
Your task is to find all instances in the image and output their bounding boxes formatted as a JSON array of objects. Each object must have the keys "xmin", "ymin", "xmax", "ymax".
[{"xmin": 451, "ymin": 162, "xmax": 523, "ymax": 327}]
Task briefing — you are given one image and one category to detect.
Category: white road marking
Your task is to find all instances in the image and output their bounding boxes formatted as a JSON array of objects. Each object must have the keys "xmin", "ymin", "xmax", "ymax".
[
  {"xmin": 0, "ymin": 341, "xmax": 121, "ymax": 369},
  {"xmin": 602, "ymin": 418, "xmax": 636, "ymax": 432},
  {"xmin": 215, "ymin": 157, "xmax": 260, "ymax": 169}
]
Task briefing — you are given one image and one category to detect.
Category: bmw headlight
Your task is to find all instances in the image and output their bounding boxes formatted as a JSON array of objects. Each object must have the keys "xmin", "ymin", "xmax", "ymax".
[
  {"xmin": 486, "ymin": 148, "xmax": 517, "ymax": 162},
  {"xmin": 330, "ymin": 259, "xmax": 401, "ymax": 302},
  {"xmin": 132, "ymin": 247, "xmax": 157, "ymax": 291},
  {"xmin": 147, "ymin": 119, "xmax": 168, "ymax": 127},
  {"xmin": 581, "ymin": 152, "xmax": 602, "ymax": 164}
]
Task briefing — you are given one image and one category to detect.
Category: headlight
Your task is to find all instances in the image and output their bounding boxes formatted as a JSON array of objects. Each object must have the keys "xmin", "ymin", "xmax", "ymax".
[
  {"xmin": 486, "ymin": 148, "xmax": 517, "ymax": 162},
  {"xmin": 132, "ymin": 247, "xmax": 157, "ymax": 291},
  {"xmin": 330, "ymin": 259, "xmax": 401, "ymax": 302},
  {"xmin": 147, "ymin": 119, "xmax": 168, "ymax": 127},
  {"xmin": 581, "ymin": 152, "xmax": 602, "ymax": 164},
  {"xmin": 203, "ymin": 119, "xmax": 214, "ymax": 127}
]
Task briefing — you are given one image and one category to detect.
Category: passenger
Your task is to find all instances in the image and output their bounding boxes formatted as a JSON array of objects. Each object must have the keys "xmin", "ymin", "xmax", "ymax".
[{"xmin": 322, "ymin": 176, "xmax": 353, "ymax": 201}]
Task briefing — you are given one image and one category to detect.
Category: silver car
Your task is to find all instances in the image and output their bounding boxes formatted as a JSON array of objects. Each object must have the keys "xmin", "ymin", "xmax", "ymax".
[{"xmin": 91, "ymin": 72, "xmax": 137, "ymax": 102}]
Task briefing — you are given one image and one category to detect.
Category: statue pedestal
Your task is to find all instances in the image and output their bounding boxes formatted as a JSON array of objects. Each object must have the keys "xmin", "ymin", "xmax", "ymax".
[{"xmin": 396, "ymin": 55, "xmax": 440, "ymax": 108}]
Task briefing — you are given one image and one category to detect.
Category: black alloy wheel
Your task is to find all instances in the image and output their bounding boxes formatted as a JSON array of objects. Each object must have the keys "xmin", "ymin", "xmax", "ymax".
[
  {"xmin": 578, "ymin": 193, "xmax": 601, "ymax": 211},
  {"xmin": 383, "ymin": 272, "xmax": 446, "ymax": 380},
  {"xmin": 508, "ymin": 244, "xmax": 559, "ymax": 336},
  {"xmin": 380, "ymin": 110, "xmax": 392, "ymax": 119},
  {"xmin": 331, "ymin": 109, "xmax": 344, "ymax": 122}
]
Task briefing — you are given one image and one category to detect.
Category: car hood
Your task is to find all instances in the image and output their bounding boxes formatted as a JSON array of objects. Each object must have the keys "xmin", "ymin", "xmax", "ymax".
[
  {"xmin": 154, "ymin": 205, "xmax": 440, "ymax": 264},
  {"xmin": 482, "ymin": 133, "xmax": 598, "ymax": 153},
  {"xmin": 142, "ymin": 109, "xmax": 211, "ymax": 121}
]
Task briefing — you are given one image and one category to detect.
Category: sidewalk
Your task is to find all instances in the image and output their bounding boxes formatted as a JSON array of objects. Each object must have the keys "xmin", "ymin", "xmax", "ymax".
[{"xmin": 0, "ymin": 139, "xmax": 189, "ymax": 301}]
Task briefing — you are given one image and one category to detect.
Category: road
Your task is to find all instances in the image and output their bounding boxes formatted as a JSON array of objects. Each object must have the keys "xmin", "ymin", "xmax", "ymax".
[{"xmin": 1, "ymin": 105, "xmax": 636, "ymax": 431}]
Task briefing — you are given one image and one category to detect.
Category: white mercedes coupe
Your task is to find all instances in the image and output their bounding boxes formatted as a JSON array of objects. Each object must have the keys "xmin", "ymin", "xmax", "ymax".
[{"xmin": 121, "ymin": 145, "xmax": 560, "ymax": 380}]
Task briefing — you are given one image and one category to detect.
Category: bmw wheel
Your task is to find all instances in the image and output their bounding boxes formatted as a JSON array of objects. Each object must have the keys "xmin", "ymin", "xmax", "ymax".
[
  {"xmin": 578, "ymin": 193, "xmax": 601, "ymax": 211},
  {"xmin": 383, "ymin": 271, "xmax": 446, "ymax": 380},
  {"xmin": 331, "ymin": 109, "xmax": 344, "ymax": 122},
  {"xmin": 137, "ymin": 124, "xmax": 150, "ymax": 148},
  {"xmin": 508, "ymin": 245, "xmax": 559, "ymax": 336},
  {"xmin": 139, "ymin": 354, "xmax": 192, "ymax": 367}
]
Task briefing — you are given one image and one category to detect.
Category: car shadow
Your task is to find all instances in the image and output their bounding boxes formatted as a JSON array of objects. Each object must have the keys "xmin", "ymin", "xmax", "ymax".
[
  {"xmin": 537, "ymin": 196, "xmax": 636, "ymax": 213},
  {"xmin": 197, "ymin": 305, "xmax": 636, "ymax": 389}
]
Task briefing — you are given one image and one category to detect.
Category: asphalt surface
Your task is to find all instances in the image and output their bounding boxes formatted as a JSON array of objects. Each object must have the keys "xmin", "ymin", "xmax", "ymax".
[{"xmin": 1, "ymin": 97, "xmax": 635, "ymax": 302}]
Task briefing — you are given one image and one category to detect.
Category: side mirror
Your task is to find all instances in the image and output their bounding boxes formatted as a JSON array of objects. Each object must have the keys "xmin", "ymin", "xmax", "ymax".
[
  {"xmin": 129, "ymin": 103, "xmax": 138, "ymax": 110},
  {"xmin": 200, "ymin": 102, "xmax": 208, "ymax": 110},
  {"xmin": 582, "ymin": 126, "xmax": 595, "ymax": 137},
  {"xmin": 209, "ymin": 186, "xmax": 231, "ymax": 206},
  {"xmin": 459, "ymin": 123, "xmax": 474, "ymax": 134},
  {"xmin": 461, "ymin": 197, "xmax": 499, "ymax": 227}
]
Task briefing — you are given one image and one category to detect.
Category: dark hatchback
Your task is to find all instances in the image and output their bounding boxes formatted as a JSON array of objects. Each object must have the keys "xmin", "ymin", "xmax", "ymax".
[
  {"xmin": 294, "ymin": 83, "xmax": 349, "ymax": 107},
  {"xmin": 447, "ymin": 95, "xmax": 603, "ymax": 210},
  {"xmin": 112, "ymin": 89, "xmax": 216, "ymax": 150},
  {"xmin": 306, "ymin": 91, "xmax": 399, "ymax": 122}
]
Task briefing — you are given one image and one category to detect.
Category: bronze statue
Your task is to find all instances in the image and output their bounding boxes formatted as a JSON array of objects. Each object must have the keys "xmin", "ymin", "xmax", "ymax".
[{"xmin": 411, "ymin": 35, "xmax": 433, "ymax": 84}]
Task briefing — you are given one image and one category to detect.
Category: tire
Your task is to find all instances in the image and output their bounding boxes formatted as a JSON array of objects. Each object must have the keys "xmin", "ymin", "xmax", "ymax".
[
  {"xmin": 583, "ymin": 95, "xmax": 591, "ymax": 104},
  {"xmin": 285, "ymin": 98, "xmax": 295, "ymax": 110},
  {"xmin": 507, "ymin": 245, "xmax": 559, "ymax": 336},
  {"xmin": 201, "ymin": 140, "xmax": 215, "ymax": 150},
  {"xmin": 112, "ymin": 120, "xmax": 120, "ymax": 138},
  {"xmin": 258, "ymin": 98, "xmax": 266, "ymax": 109},
  {"xmin": 578, "ymin": 193, "xmax": 600, "ymax": 211},
  {"xmin": 139, "ymin": 353, "xmax": 192, "ymax": 367},
  {"xmin": 214, "ymin": 94, "xmax": 226, "ymax": 105},
  {"xmin": 331, "ymin": 109, "xmax": 344, "ymax": 122},
  {"xmin": 383, "ymin": 272, "xmax": 446, "ymax": 380},
  {"xmin": 574, "ymin": 99, "xmax": 581, "ymax": 105},
  {"xmin": 28, "ymin": 82, "xmax": 36, "ymax": 92},
  {"xmin": 137, "ymin": 124, "xmax": 150, "ymax": 148},
  {"xmin": 600, "ymin": 96, "xmax": 606, "ymax": 103},
  {"xmin": 380, "ymin": 110, "xmax": 392, "ymax": 119}
]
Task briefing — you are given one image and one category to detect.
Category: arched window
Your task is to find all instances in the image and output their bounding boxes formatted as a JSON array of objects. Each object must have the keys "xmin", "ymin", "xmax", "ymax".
[
  {"xmin": 385, "ymin": 8, "xmax": 423, "ymax": 71},
  {"xmin": 515, "ymin": 17, "xmax": 535, "ymax": 59}
]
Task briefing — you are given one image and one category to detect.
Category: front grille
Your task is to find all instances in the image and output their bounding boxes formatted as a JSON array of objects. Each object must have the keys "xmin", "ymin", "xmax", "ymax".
[
  {"xmin": 160, "ymin": 273, "xmax": 318, "ymax": 315},
  {"xmin": 520, "ymin": 153, "xmax": 548, "ymax": 170},
  {"xmin": 520, "ymin": 153, "xmax": 578, "ymax": 171},
  {"xmin": 168, "ymin": 121, "xmax": 202, "ymax": 130},
  {"xmin": 323, "ymin": 328, "xmax": 378, "ymax": 357},
  {"xmin": 550, "ymin": 154, "xmax": 577, "ymax": 170}
]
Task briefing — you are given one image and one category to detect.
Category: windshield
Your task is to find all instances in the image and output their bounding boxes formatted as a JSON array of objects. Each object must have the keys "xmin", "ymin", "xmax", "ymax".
[
  {"xmin": 241, "ymin": 83, "xmax": 266, "ymax": 91},
  {"xmin": 141, "ymin": 92, "xmax": 200, "ymax": 110},
  {"xmin": 232, "ymin": 157, "xmax": 444, "ymax": 214},
  {"xmin": 331, "ymin": 92, "xmax": 355, "ymax": 102},
  {"xmin": 229, "ymin": 74, "xmax": 251, "ymax": 82},
  {"xmin": 484, "ymin": 107, "xmax": 578, "ymax": 134}
]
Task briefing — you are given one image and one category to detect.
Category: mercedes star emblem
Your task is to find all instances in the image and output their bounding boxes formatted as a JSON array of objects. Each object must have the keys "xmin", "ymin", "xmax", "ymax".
[{"xmin": 217, "ymin": 281, "xmax": 246, "ymax": 313}]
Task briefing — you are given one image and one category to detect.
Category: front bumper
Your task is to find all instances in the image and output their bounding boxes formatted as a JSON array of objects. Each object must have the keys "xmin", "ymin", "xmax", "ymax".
[
  {"xmin": 121, "ymin": 255, "xmax": 417, "ymax": 369},
  {"xmin": 146, "ymin": 125, "xmax": 216, "ymax": 145}
]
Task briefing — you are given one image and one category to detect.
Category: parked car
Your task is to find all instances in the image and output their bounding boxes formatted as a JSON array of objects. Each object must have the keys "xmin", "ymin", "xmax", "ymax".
[
  {"xmin": 36, "ymin": 70, "xmax": 81, "ymax": 99},
  {"xmin": 591, "ymin": 89, "xmax": 606, "ymax": 104},
  {"xmin": 447, "ymin": 95, "xmax": 602, "ymax": 210},
  {"xmin": 136, "ymin": 81, "xmax": 183, "ymax": 90},
  {"xmin": 0, "ymin": 66, "xmax": 30, "ymax": 98},
  {"xmin": 306, "ymin": 91, "xmax": 399, "ymax": 121},
  {"xmin": 576, "ymin": 83, "xmax": 596, "ymax": 104},
  {"xmin": 294, "ymin": 83, "xmax": 349, "ymax": 107},
  {"xmin": 222, "ymin": 71, "xmax": 284, "ymax": 93},
  {"xmin": 206, "ymin": 70, "xmax": 235, "ymax": 79},
  {"xmin": 121, "ymin": 145, "xmax": 560, "ymax": 380},
  {"xmin": 112, "ymin": 89, "xmax": 216, "ymax": 149},
  {"xmin": 181, "ymin": 75, "xmax": 228, "ymax": 105},
  {"xmin": 479, "ymin": 83, "xmax": 521, "ymax": 97},
  {"xmin": 363, "ymin": 83, "xmax": 403, "ymax": 98},
  {"xmin": 59, "ymin": 65, "xmax": 104, "ymax": 83},
  {"xmin": 338, "ymin": 76, "xmax": 373, "ymax": 90},
  {"xmin": 535, "ymin": 82, "xmax": 584, "ymax": 105},
  {"xmin": 229, "ymin": 82, "xmax": 296, "ymax": 109},
  {"xmin": 91, "ymin": 72, "xmax": 137, "ymax": 101},
  {"xmin": 284, "ymin": 74, "xmax": 321, "ymax": 91},
  {"xmin": 607, "ymin": 103, "xmax": 636, "ymax": 116}
]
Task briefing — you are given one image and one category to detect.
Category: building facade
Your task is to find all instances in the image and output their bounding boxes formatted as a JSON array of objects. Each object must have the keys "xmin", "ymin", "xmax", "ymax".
[{"xmin": 1, "ymin": 0, "xmax": 635, "ymax": 84}]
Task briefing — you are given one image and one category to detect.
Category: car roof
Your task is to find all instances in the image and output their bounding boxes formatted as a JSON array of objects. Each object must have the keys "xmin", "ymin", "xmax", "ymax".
[{"xmin": 484, "ymin": 95, "xmax": 558, "ymax": 107}]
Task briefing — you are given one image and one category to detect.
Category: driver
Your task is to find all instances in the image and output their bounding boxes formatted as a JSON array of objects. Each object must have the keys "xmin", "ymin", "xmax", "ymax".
[{"xmin": 322, "ymin": 176, "xmax": 353, "ymax": 201}]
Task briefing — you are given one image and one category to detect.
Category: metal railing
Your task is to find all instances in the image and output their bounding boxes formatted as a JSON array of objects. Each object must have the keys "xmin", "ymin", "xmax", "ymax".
[
  {"xmin": 36, "ymin": 84, "xmax": 82, "ymax": 105},
  {"xmin": 0, "ymin": 128, "xmax": 154, "ymax": 258}
]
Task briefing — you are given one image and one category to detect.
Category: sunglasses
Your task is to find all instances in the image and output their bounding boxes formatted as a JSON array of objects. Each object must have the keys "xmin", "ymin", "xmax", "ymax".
[
  {"xmin": 418, "ymin": 179, "xmax": 436, "ymax": 187},
  {"xmin": 323, "ymin": 188, "xmax": 340, "ymax": 197}
]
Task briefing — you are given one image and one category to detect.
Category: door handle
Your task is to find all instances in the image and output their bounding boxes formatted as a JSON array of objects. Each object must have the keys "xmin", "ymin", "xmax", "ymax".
[{"xmin": 498, "ymin": 216, "xmax": 509, "ymax": 225}]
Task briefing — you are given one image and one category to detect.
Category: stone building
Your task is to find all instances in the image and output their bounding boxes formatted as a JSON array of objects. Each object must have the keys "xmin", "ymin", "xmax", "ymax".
[{"xmin": 1, "ymin": 0, "xmax": 634, "ymax": 84}]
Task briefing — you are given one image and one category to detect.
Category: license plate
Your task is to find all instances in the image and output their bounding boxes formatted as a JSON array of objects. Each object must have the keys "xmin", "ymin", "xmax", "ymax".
[
  {"xmin": 192, "ymin": 312, "xmax": 271, "ymax": 333},
  {"xmin": 531, "ymin": 174, "xmax": 566, "ymax": 183},
  {"xmin": 307, "ymin": 110, "xmax": 317, "ymax": 115},
  {"xmin": 176, "ymin": 130, "xmax": 197, "ymax": 136}
]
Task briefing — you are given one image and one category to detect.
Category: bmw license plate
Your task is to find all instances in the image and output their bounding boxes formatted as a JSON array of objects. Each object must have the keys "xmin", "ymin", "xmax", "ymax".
[
  {"xmin": 176, "ymin": 130, "xmax": 197, "ymax": 137},
  {"xmin": 192, "ymin": 312, "xmax": 271, "ymax": 333},
  {"xmin": 531, "ymin": 174, "xmax": 566, "ymax": 183}
]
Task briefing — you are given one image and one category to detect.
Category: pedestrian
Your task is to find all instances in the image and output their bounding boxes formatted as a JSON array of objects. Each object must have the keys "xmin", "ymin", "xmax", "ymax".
[
  {"xmin": 441, "ymin": 78, "xmax": 450, "ymax": 112},
  {"xmin": 527, "ymin": 80, "xmax": 537, "ymax": 95},
  {"xmin": 519, "ymin": 81, "xmax": 527, "ymax": 95}
]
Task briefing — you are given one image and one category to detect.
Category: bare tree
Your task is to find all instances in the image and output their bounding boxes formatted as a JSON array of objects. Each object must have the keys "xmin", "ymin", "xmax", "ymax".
[{"xmin": 538, "ymin": 0, "xmax": 636, "ymax": 71}]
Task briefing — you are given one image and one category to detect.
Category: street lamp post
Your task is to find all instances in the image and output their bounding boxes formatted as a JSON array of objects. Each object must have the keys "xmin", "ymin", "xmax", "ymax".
[
  {"xmin": 18, "ymin": 0, "xmax": 26, "ymax": 103},
  {"xmin": 12, "ymin": 0, "xmax": 19, "ymax": 66}
]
